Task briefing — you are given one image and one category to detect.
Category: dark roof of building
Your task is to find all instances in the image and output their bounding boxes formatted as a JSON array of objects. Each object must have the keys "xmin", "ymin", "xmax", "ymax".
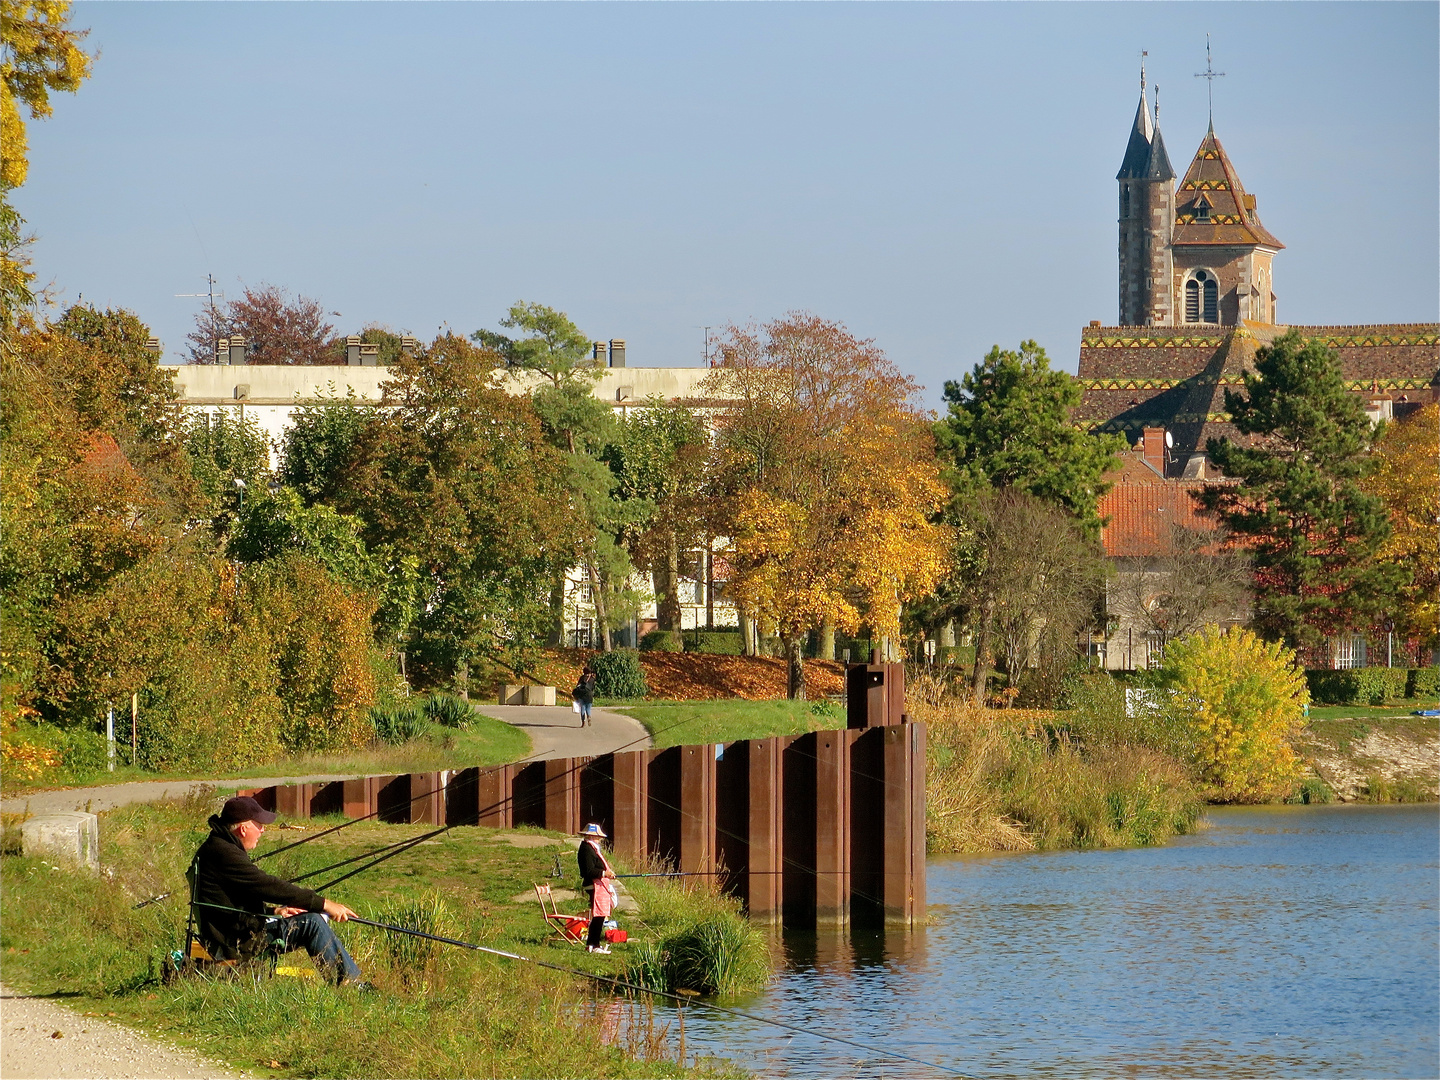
[
  {"xmin": 1143, "ymin": 124, "xmax": 1175, "ymax": 182},
  {"xmin": 1116, "ymin": 93, "xmax": 1155, "ymax": 180},
  {"xmin": 1171, "ymin": 128, "xmax": 1283, "ymax": 249}
]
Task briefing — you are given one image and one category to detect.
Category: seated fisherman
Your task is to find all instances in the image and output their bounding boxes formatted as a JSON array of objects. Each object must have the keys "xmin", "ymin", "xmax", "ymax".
[{"xmin": 192, "ymin": 795, "xmax": 365, "ymax": 986}]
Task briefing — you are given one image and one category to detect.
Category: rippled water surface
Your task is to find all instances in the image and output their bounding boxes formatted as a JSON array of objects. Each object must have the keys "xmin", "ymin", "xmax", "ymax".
[{"xmin": 674, "ymin": 804, "xmax": 1438, "ymax": 1078}]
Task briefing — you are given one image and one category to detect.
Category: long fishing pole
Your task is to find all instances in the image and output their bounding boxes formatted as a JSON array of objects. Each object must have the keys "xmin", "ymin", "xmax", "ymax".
[{"xmin": 349, "ymin": 916, "xmax": 972, "ymax": 1079}]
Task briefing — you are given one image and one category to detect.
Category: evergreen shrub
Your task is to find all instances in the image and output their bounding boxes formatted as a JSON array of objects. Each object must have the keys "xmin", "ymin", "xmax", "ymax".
[
  {"xmin": 1407, "ymin": 667, "xmax": 1440, "ymax": 700},
  {"xmin": 592, "ymin": 649, "xmax": 647, "ymax": 699},
  {"xmin": 1306, "ymin": 667, "xmax": 1408, "ymax": 706},
  {"xmin": 686, "ymin": 631, "xmax": 742, "ymax": 655},
  {"xmin": 639, "ymin": 629, "xmax": 683, "ymax": 652}
]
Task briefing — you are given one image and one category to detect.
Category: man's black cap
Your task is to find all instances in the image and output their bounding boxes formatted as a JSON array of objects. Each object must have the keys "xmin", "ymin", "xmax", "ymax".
[{"xmin": 220, "ymin": 795, "xmax": 276, "ymax": 825}]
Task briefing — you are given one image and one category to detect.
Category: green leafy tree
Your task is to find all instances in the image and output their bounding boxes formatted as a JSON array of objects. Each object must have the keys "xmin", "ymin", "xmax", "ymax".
[
  {"xmin": 277, "ymin": 387, "xmax": 373, "ymax": 505},
  {"xmin": 2, "ymin": 0, "xmax": 94, "ymax": 188},
  {"xmin": 936, "ymin": 340, "xmax": 1125, "ymax": 532},
  {"xmin": 1156, "ymin": 625, "xmax": 1308, "ymax": 803},
  {"xmin": 472, "ymin": 300, "xmax": 597, "ymax": 388},
  {"xmin": 607, "ymin": 399, "xmax": 711, "ymax": 634},
  {"xmin": 181, "ymin": 408, "xmax": 272, "ymax": 528},
  {"xmin": 1199, "ymin": 330, "xmax": 1406, "ymax": 650},
  {"xmin": 934, "ymin": 340, "xmax": 1124, "ymax": 699},
  {"xmin": 228, "ymin": 487, "xmax": 418, "ymax": 641},
  {"xmin": 335, "ymin": 334, "xmax": 578, "ymax": 686}
]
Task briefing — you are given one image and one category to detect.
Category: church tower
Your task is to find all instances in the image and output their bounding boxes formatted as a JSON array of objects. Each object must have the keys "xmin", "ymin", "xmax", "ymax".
[
  {"xmin": 1169, "ymin": 123, "xmax": 1284, "ymax": 325},
  {"xmin": 1116, "ymin": 81, "xmax": 1175, "ymax": 326}
]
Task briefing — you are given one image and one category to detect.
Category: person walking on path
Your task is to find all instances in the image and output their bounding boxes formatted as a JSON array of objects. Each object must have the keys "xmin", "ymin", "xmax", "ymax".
[
  {"xmin": 576, "ymin": 822, "xmax": 617, "ymax": 953},
  {"xmin": 191, "ymin": 796, "xmax": 367, "ymax": 986},
  {"xmin": 572, "ymin": 666, "xmax": 597, "ymax": 727}
]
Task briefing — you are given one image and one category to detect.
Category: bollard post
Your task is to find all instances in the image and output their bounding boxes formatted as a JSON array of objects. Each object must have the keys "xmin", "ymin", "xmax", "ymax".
[
  {"xmin": 746, "ymin": 737, "xmax": 784, "ymax": 921},
  {"xmin": 814, "ymin": 729, "xmax": 850, "ymax": 925},
  {"xmin": 678, "ymin": 744, "xmax": 716, "ymax": 876},
  {"xmin": 611, "ymin": 751, "xmax": 648, "ymax": 866}
]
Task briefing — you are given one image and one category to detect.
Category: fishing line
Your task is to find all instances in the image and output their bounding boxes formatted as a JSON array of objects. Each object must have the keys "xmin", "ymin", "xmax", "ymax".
[
  {"xmin": 185, "ymin": 899, "xmax": 968, "ymax": 1076},
  {"xmin": 343, "ymin": 916, "xmax": 972, "ymax": 1078}
]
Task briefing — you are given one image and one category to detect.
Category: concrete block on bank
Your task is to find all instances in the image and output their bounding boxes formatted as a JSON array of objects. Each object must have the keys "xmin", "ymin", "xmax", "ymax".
[
  {"xmin": 524, "ymin": 685, "xmax": 556, "ymax": 706},
  {"xmin": 20, "ymin": 811, "xmax": 99, "ymax": 869},
  {"xmin": 499, "ymin": 684, "xmax": 525, "ymax": 705}
]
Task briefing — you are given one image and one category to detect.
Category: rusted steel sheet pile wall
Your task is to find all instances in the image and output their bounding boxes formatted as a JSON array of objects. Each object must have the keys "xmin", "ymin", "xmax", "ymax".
[{"xmin": 248, "ymin": 662, "xmax": 924, "ymax": 928}]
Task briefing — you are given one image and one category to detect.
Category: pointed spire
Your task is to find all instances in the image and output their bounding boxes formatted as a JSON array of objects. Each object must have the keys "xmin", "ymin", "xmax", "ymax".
[
  {"xmin": 1117, "ymin": 90, "xmax": 1155, "ymax": 179},
  {"xmin": 1143, "ymin": 87, "xmax": 1175, "ymax": 181},
  {"xmin": 1173, "ymin": 127, "xmax": 1282, "ymax": 249}
]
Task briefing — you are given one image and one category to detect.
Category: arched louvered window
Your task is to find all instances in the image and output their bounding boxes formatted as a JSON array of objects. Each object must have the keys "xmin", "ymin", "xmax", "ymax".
[{"xmin": 1185, "ymin": 270, "xmax": 1219, "ymax": 323}]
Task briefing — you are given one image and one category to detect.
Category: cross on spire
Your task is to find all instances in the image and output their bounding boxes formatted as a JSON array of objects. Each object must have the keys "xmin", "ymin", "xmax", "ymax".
[
  {"xmin": 1194, "ymin": 34, "xmax": 1225, "ymax": 128},
  {"xmin": 1139, "ymin": 49, "xmax": 1148, "ymax": 93}
]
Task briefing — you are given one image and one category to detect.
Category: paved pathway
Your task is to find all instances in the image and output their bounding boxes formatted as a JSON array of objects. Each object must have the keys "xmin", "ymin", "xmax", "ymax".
[
  {"xmin": 0, "ymin": 705, "xmax": 650, "ymax": 820},
  {"xmin": 470, "ymin": 703, "xmax": 651, "ymax": 761}
]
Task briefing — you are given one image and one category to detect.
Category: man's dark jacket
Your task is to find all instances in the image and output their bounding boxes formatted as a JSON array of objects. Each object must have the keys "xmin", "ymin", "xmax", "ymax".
[{"xmin": 192, "ymin": 814, "xmax": 325, "ymax": 960}]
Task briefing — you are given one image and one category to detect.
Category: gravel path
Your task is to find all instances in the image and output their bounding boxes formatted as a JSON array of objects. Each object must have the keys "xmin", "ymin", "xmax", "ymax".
[{"xmin": 0, "ymin": 984, "xmax": 245, "ymax": 1079}]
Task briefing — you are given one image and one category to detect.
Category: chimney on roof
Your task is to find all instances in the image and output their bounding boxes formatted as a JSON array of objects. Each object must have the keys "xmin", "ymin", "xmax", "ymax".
[
  {"xmin": 1141, "ymin": 426, "xmax": 1168, "ymax": 476},
  {"xmin": 218, "ymin": 335, "xmax": 247, "ymax": 365},
  {"xmin": 400, "ymin": 336, "xmax": 419, "ymax": 358},
  {"xmin": 145, "ymin": 337, "xmax": 161, "ymax": 353},
  {"xmin": 1089, "ymin": 320, "xmax": 1102, "ymax": 328},
  {"xmin": 360, "ymin": 342, "xmax": 380, "ymax": 366},
  {"xmin": 592, "ymin": 341, "xmax": 607, "ymax": 367},
  {"xmin": 609, "ymin": 339, "xmax": 626, "ymax": 368},
  {"xmin": 346, "ymin": 336, "xmax": 363, "ymax": 366}
]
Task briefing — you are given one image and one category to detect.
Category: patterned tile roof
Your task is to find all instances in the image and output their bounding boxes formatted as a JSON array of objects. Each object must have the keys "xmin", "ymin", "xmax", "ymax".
[
  {"xmin": 1170, "ymin": 129, "xmax": 1283, "ymax": 249},
  {"xmin": 1075, "ymin": 323, "xmax": 1439, "ymax": 457}
]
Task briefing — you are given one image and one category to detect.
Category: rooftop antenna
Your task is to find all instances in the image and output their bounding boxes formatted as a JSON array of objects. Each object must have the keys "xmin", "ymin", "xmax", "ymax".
[
  {"xmin": 1195, "ymin": 34, "xmax": 1225, "ymax": 129},
  {"xmin": 700, "ymin": 325, "xmax": 713, "ymax": 365},
  {"xmin": 176, "ymin": 273, "xmax": 224, "ymax": 327}
]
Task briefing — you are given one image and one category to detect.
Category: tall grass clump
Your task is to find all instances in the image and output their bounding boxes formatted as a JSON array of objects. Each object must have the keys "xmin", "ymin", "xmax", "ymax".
[
  {"xmin": 916, "ymin": 672, "xmax": 1204, "ymax": 853},
  {"xmin": 620, "ymin": 864, "xmax": 771, "ymax": 998},
  {"xmin": 423, "ymin": 693, "xmax": 473, "ymax": 729},
  {"xmin": 369, "ymin": 700, "xmax": 426, "ymax": 745},
  {"xmin": 374, "ymin": 891, "xmax": 453, "ymax": 988}
]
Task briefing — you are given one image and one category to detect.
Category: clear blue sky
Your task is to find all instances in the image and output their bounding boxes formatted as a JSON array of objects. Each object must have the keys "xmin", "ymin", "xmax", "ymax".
[{"xmin": 18, "ymin": 1, "xmax": 1438, "ymax": 408}]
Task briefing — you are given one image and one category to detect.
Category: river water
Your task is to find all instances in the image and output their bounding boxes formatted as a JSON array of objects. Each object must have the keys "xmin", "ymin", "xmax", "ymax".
[{"xmin": 676, "ymin": 804, "xmax": 1438, "ymax": 1078}]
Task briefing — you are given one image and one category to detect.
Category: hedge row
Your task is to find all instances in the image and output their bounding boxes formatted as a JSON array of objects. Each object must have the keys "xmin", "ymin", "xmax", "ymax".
[{"xmin": 1305, "ymin": 667, "xmax": 1439, "ymax": 706}]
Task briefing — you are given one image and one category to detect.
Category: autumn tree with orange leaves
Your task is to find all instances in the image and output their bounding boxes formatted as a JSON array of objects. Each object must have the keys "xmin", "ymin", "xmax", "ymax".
[
  {"xmin": 703, "ymin": 314, "xmax": 949, "ymax": 698},
  {"xmin": 1362, "ymin": 401, "xmax": 1439, "ymax": 658}
]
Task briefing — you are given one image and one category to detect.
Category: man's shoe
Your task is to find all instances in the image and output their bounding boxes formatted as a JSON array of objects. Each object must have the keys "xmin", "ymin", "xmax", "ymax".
[
  {"xmin": 587, "ymin": 945, "xmax": 610, "ymax": 954},
  {"xmin": 341, "ymin": 979, "xmax": 377, "ymax": 993}
]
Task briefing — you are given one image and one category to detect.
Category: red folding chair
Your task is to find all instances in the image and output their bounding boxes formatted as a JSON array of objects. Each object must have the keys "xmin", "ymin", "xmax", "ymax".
[{"xmin": 535, "ymin": 884, "xmax": 588, "ymax": 945}]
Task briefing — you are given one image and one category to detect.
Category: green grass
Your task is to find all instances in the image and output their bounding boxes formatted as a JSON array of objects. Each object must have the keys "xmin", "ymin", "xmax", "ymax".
[
  {"xmin": 612, "ymin": 699, "xmax": 845, "ymax": 748},
  {"xmin": 1, "ymin": 715, "xmax": 531, "ymax": 798},
  {"xmin": 1, "ymin": 793, "xmax": 757, "ymax": 1077},
  {"xmin": 1305, "ymin": 699, "xmax": 1438, "ymax": 722}
]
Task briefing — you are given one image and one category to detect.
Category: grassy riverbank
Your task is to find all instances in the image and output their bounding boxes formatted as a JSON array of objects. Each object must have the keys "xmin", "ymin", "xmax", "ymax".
[
  {"xmin": 614, "ymin": 699, "xmax": 843, "ymax": 748},
  {"xmin": 1, "ymin": 791, "xmax": 765, "ymax": 1078}
]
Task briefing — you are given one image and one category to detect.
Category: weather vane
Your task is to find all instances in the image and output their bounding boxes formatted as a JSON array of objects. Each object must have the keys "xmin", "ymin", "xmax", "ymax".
[{"xmin": 1194, "ymin": 35, "xmax": 1225, "ymax": 127}]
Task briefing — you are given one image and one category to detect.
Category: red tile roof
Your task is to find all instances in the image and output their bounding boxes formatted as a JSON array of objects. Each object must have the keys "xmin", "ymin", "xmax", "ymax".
[{"xmin": 1098, "ymin": 451, "xmax": 1224, "ymax": 557}]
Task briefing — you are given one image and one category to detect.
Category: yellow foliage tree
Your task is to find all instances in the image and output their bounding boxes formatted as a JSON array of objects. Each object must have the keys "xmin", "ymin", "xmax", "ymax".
[
  {"xmin": 1157, "ymin": 625, "xmax": 1309, "ymax": 803},
  {"xmin": 709, "ymin": 314, "xmax": 950, "ymax": 697},
  {"xmin": 1, "ymin": 0, "xmax": 92, "ymax": 188},
  {"xmin": 1362, "ymin": 401, "xmax": 1439, "ymax": 654}
]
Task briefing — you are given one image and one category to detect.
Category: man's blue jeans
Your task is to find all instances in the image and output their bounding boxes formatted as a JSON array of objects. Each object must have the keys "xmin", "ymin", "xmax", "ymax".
[{"xmin": 269, "ymin": 913, "xmax": 362, "ymax": 983}]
